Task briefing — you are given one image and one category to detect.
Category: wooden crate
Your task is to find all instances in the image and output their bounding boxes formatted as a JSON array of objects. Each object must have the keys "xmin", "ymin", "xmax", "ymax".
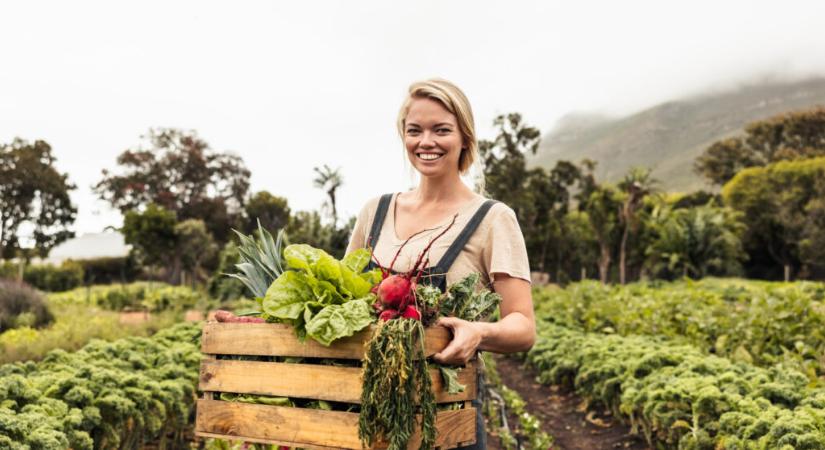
[{"xmin": 195, "ymin": 322, "xmax": 478, "ymax": 449}]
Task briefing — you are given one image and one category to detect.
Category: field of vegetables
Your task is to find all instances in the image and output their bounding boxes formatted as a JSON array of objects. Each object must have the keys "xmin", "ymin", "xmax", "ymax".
[
  {"xmin": 522, "ymin": 278, "xmax": 825, "ymax": 449},
  {"xmin": 2, "ymin": 277, "xmax": 825, "ymax": 449}
]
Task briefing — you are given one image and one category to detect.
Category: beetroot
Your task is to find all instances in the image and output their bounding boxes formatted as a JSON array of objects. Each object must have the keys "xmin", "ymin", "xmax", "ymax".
[
  {"xmin": 377, "ymin": 275, "xmax": 411, "ymax": 309},
  {"xmin": 400, "ymin": 305, "xmax": 421, "ymax": 321},
  {"xmin": 379, "ymin": 309, "xmax": 399, "ymax": 321}
]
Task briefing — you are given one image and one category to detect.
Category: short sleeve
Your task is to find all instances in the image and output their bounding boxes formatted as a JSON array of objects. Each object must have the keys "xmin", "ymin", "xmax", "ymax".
[
  {"xmin": 345, "ymin": 197, "xmax": 377, "ymax": 255},
  {"xmin": 482, "ymin": 205, "xmax": 531, "ymax": 284}
]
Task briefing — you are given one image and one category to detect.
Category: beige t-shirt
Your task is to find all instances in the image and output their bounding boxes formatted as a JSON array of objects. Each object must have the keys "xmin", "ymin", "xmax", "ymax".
[{"xmin": 345, "ymin": 192, "xmax": 531, "ymax": 289}]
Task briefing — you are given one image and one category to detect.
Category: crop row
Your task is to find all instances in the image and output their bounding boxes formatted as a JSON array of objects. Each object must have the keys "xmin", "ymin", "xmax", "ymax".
[
  {"xmin": 533, "ymin": 279, "xmax": 825, "ymax": 380},
  {"xmin": 481, "ymin": 353, "xmax": 554, "ymax": 450},
  {"xmin": 526, "ymin": 322, "xmax": 825, "ymax": 449},
  {"xmin": 0, "ymin": 322, "xmax": 201, "ymax": 450}
]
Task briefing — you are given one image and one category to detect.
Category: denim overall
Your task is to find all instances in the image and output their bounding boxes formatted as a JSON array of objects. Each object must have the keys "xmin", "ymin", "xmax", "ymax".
[{"xmin": 364, "ymin": 193, "xmax": 496, "ymax": 449}]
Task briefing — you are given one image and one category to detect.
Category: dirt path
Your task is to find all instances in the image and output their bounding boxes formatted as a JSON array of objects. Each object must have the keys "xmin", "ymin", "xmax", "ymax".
[{"xmin": 489, "ymin": 355, "xmax": 650, "ymax": 450}]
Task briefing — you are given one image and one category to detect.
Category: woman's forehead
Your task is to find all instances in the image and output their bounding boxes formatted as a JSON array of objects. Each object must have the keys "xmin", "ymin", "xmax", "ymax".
[{"xmin": 405, "ymin": 97, "xmax": 457, "ymax": 125}]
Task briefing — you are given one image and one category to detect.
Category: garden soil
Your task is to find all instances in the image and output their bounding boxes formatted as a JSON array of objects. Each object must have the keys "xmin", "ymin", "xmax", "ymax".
[{"xmin": 487, "ymin": 354, "xmax": 650, "ymax": 450}]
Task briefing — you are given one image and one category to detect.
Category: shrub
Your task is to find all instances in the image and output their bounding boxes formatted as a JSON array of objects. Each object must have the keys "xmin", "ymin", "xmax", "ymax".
[
  {"xmin": 74, "ymin": 256, "xmax": 139, "ymax": 284},
  {"xmin": 0, "ymin": 261, "xmax": 18, "ymax": 279},
  {"xmin": 18, "ymin": 261, "xmax": 84, "ymax": 292},
  {"xmin": 0, "ymin": 280, "xmax": 53, "ymax": 332},
  {"xmin": 207, "ymin": 241, "xmax": 249, "ymax": 301},
  {"xmin": 48, "ymin": 282, "xmax": 202, "ymax": 312}
]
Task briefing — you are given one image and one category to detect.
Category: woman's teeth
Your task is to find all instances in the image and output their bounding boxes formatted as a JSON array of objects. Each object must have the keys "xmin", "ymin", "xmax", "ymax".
[{"xmin": 418, "ymin": 153, "xmax": 443, "ymax": 161}]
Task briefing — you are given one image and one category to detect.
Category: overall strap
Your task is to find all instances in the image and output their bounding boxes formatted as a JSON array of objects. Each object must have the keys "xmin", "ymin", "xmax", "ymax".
[
  {"xmin": 431, "ymin": 199, "xmax": 498, "ymax": 278},
  {"xmin": 366, "ymin": 193, "xmax": 394, "ymax": 249},
  {"xmin": 365, "ymin": 193, "xmax": 394, "ymax": 271}
]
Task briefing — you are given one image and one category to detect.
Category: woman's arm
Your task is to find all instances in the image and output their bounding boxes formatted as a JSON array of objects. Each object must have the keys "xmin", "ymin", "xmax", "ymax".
[{"xmin": 433, "ymin": 273, "xmax": 536, "ymax": 365}]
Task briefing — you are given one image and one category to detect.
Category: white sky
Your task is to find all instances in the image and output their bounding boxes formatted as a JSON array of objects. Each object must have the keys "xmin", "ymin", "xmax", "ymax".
[{"xmin": 2, "ymin": 0, "xmax": 825, "ymax": 237}]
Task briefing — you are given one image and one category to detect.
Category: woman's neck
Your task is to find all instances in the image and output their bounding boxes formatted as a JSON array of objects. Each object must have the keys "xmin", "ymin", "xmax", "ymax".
[{"xmin": 410, "ymin": 172, "xmax": 475, "ymax": 204}]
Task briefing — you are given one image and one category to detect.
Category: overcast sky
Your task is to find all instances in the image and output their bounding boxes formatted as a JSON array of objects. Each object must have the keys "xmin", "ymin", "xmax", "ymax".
[{"xmin": 3, "ymin": 0, "xmax": 825, "ymax": 238}]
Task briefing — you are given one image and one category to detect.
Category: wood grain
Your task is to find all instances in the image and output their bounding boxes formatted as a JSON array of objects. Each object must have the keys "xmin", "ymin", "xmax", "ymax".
[
  {"xmin": 199, "ymin": 359, "xmax": 477, "ymax": 403},
  {"xmin": 195, "ymin": 399, "xmax": 476, "ymax": 449},
  {"xmin": 201, "ymin": 322, "xmax": 453, "ymax": 359}
]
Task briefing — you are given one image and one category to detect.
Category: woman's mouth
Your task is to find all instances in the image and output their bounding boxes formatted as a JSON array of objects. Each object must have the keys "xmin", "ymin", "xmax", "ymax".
[{"xmin": 416, "ymin": 152, "xmax": 444, "ymax": 161}]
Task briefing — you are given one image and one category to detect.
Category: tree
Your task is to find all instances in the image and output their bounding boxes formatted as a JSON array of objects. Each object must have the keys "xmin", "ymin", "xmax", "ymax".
[
  {"xmin": 644, "ymin": 203, "xmax": 746, "ymax": 279},
  {"xmin": 722, "ymin": 156, "xmax": 825, "ymax": 281},
  {"xmin": 244, "ymin": 191, "xmax": 291, "ymax": 234},
  {"xmin": 582, "ymin": 185, "xmax": 622, "ymax": 284},
  {"xmin": 561, "ymin": 210, "xmax": 599, "ymax": 281},
  {"xmin": 478, "ymin": 113, "xmax": 541, "ymax": 221},
  {"xmin": 0, "ymin": 139, "xmax": 77, "ymax": 258},
  {"xmin": 617, "ymin": 167, "xmax": 658, "ymax": 284},
  {"xmin": 695, "ymin": 107, "xmax": 825, "ymax": 185},
  {"xmin": 800, "ymin": 176, "xmax": 825, "ymax": 276},
  {"xmin": 175, "ymin": 219, "xmax": 217, "ymax": 286},
  {"xmin": 313, "ymin": 165, "xmax": 343, "ymax": 225},
  {"xmin": 285, "ymin": 211, "xmax": 352, "ymax": 258},
  {"xmin": 94, "ymin": 128, "xmax": 250, "ymax": 242},
  {"xmin": 121, "ymin": 203, "xmax": 178, "ymax": 275}
]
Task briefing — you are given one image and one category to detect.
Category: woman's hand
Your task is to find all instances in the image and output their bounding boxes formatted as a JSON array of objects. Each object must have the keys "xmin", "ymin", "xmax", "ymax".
[
  {"xmin": 432, "ymin": 317, "xmax": 487, "ymax": 365},
  {"xmin": 433, "ymin": 274, "xmax": 535, "ymax": 364}
]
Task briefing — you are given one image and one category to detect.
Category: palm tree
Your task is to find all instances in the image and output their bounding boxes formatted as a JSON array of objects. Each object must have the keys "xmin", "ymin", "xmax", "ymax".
[
  {"xmin": 617, "ymin": 167, "xmax": 658, "ymax": 284},
  {"xmin": 313, "ymin": 165, "xmax": 343, "ymax": 225}
]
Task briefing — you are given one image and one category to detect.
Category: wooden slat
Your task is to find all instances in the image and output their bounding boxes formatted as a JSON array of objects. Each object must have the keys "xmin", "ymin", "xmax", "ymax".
[
  {"xmin": 201, "ymin": 322, "xmax": 452, "ymax": 359},
  {"xmin": 195, "ymin": 399, "xmax": 476, "ymax": 449},
  {"xmin": 199, "ymin": 359, "xmax": 477, "ymax": 403},
  {"xmin": 195, "ymin": 431, "xmax": 343, "ymax": 450}
]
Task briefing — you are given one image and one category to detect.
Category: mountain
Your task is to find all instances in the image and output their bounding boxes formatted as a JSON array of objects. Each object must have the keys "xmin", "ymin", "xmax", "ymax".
[{"xmin": 529, "ymin": 77, "xmax": 825, "ymax": 192}]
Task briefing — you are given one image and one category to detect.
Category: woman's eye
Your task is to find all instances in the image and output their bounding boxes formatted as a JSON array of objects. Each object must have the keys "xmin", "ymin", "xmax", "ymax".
[
  {"xmin": 407, "ymin": 129, "xmax": 420, "ymax": 135},
  {"xmin": 437, "ymin": 128, "xmax": 451, "ymax": 133}
]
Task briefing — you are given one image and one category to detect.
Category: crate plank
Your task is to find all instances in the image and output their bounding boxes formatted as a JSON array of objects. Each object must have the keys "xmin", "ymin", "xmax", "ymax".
[
  {"xmin": 199, "ymin": 359, "xmax": 477, "ymax": 404},
  {"xmin": 201, "ymin": 322, "xmax": 452, "ymax": 359},
  {"xmin": 195, "ymin": 399, "xmax": 476, "ymax": 449},
  {"xmin": 195, "ymin": 431, "xmax": 344, "ymax": 450}
]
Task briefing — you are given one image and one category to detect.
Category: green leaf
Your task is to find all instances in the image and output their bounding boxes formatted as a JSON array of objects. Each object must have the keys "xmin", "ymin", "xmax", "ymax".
[
  {"xmin": 283, "ymin": 244, "xmax": 326, "ymax": 274},
  {"xmin": 262, "ymin": 271, "xmax": 314, "ymax": 320},
  {"xmin": 315, "ymin": 253, "xmax": 345, "ymax": 289},
  {"xmin": 438, "ymin": 366, "xmax": 466, "ymax": 395},
  {"xmin": 307, "ymin": 275, "xmax": 345, "ymax": 304},
  {"xmin": 342, "ymin": 248, "xmax": 372, "ymax": 272},
  {"xmin": 341, "ymin": 266, "xmax": 373, "ymax": 298},
  {"xmin": 360, "ymin": 268, "xmax": 384, "ymax": 285},
  {"xmin": 305, "ymin": 298, "xmax": 375, "ymax": 346}
]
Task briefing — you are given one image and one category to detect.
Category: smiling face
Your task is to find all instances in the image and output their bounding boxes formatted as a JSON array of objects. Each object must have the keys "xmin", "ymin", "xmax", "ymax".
[{"xmin": 403, "ymin": 97, "xmax": 464, "ymax": 179}]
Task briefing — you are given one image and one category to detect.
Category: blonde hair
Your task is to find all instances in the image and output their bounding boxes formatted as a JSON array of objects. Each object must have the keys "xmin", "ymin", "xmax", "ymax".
[{"xmin": 397, "ymin": 79, "xmax": 482, "ymax": 183}]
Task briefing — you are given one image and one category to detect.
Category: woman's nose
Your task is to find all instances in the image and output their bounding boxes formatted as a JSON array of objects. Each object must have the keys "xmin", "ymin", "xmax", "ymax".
[{"xmin": 419, "ymin": 131, "xmax": 436, "ymax": 148}]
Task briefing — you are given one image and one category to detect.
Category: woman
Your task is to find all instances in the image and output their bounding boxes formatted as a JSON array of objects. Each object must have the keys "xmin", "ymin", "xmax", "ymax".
[{"xmin": 346, "ymin": 78, "xmax": 536, "ymax": 449}]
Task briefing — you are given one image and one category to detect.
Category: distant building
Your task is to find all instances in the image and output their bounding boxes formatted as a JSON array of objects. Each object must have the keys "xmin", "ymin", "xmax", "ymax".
[{"xmin": 42, "ymin": 232, "xmax": 131, "ymax": 265}]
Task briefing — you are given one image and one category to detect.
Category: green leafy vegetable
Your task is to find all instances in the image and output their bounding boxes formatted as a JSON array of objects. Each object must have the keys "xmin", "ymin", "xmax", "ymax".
[
  {"xmin": 260, "ymin": 245, "xmax": 379, "ymax": 345},
  {"xmin": 262, "ymin": 271, "xmax": 314, "ymax": 320},
  {"xmin": 305, "ymin": 298, "xmax": 375, "ymax": 346},
  {"xmin": 438, "ymin": 366, "xmax": 466, "ymax": 395},
  {"xmin": 438, "ymin": 273, "xmax": 502, "ymax": 321}
]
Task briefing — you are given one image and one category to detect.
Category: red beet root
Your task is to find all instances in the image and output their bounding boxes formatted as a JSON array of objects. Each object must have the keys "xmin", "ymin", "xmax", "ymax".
[
  {"xmin": 379, "ymin": 309, "xmax": 399, "ymax": 321},
  {"xmin": 377, "ymin": 275, "xmax": 411, "ymax": 310},
  {"xmin": 401, "ymin": 305, "xmax": 421, "ymax": 320}
]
